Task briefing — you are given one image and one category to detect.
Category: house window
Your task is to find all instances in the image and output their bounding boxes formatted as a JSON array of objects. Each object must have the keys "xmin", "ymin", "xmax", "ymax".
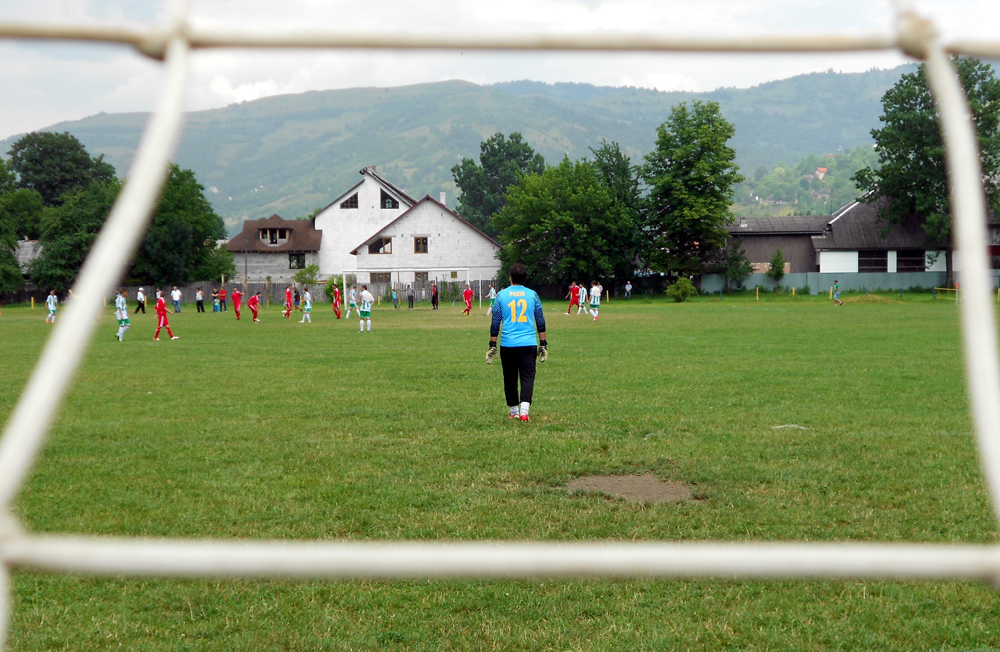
[
  {"xmin": 381, "ymin": 189, "xmax": 399, "ymax": 210},
  {"xmin": 368, "ymin": 237, "xmax": 392, "ymax": 254},
  {"xmin": 340, "ymin": 193, "xmax": 358, "ymax": 209},
  {"xmin": 414, "ymin": 272, "xmax": 429, "ymax": 283},
  {"xmin": 370, "ymin": 272, "xmax": 391, "ymax": 283},
  {"xmin": 289, "ymin": 254, "xmax": 305, "ymax": 269},
  {"xmin": 414, "ymin": 237, "xmax": 428, "ymax": 254},
  {"xmin": 858, "ymin": 251, "xmax": 888, "ymax": 273},
  {"xmin": 896, "ymin": 249, "xmax": 925, "ymax": 272}
]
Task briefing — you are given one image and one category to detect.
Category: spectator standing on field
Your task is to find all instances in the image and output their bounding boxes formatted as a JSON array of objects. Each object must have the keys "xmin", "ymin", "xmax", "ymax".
[
  {"xmin": 625, "ymin": 281, "xmax": 632, "ymax": 299},
  {"xmin": 834, "ymin": 280, "xmax": 843, "ymax": 306},
  {"xmin": 170, "ymin": 286, "xmax": 182, "ymax": 313},
  {"xmin": 134, "ymin": 287, "xmax": 146, "ymax": 314},
  {"xmin": 219, "ymin": 287, "xmax": 227, "ymax": 312},
  {"xmin": 211, "ymin": 288, "xmax": 219, "ymax": 312},
  {"xmin": 407, "ymin": 285, "xmax": 414, "ymax": 309},
  {"xmin": 486, "ymin": 263, "xmax": 547, "ymax": 422},
  {"xmin": 195, "ymin": 288, "xmax": 205, "ymax": 313},
  {"xmin": 431, "ymin": 282, "xmax": 439, "ymax": 310},
  {"xmin": 392, "ymin": 288, "xmax": 399, "ymax": 309}
]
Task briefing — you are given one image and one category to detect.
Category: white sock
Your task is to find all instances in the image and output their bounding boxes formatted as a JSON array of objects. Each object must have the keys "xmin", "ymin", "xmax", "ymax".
[
  {"xmin": 366, "ymin": 319, "xmax": 371, "ymax": 331},
  {"xmin": 509, "ymin": 406, "xmax": 519, "ymax": 417},
  {"xmin": 117, "ymin": 326, "xmax": 124, "ymax": 340},
  {"xmin": 519, "ymin": 402, "xmax": 530, "ymax": 416},
  {"xmin": 359, "ymin": 319, "xmax": 364, "ymax": 331}
]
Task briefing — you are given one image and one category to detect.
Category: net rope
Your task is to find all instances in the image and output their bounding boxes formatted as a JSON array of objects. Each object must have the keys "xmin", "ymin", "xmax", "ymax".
[{"xmin": 2, "ymin": 1, "xmax": 1000, "ymax": 647}]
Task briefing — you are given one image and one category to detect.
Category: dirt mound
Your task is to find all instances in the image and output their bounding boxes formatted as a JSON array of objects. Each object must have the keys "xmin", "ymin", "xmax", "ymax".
[
  {"xmin": 564, "ymin": 473, "xmax": 704, "ymax": 504},
  {"xmin": 841, "ymin": 294, "xmax": 896, "ymax": 304}
]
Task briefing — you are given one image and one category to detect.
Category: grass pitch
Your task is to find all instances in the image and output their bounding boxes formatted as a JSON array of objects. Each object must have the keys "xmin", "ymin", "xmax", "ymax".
[{"xmin": 1, "ymin": 293, "xmax": 999, "ymax": 650}]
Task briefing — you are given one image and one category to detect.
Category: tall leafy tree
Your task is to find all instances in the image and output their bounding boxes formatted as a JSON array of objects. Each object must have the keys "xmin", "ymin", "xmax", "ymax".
[
  {"xmin": 589, "ymin": 140, "xmax": 642, "ymax": 277},
  {"xmin": 0, "ymin": 189, "xmax": 45, "ymax": 240},
  {"xmin": 451, "ymin": 132, "xmax": 545, "ymax": 236},
  {"xmin": 129, "ymin": 165, "xmax": 233, "ymax": 285},
  {"xmin": 0, "ymin": 158, "xmax": 15, "ymax": 194},
  {"xmin": 8, "ymin": 131, "xmax": 116, "ymax": 206},
  {"xmin": 853, "ymin": 57, "xmax": 1000, "ymax": 282},
  {"xmin": 493, "ymin": 157, "xmax": 637, "ymax": 286},
  {"xmin": 30, "ymin": 179, "xmax": 121, "ymax": 292},
  {"xmin": 641, "ymin": 101, "xmax": 744, "ymax": 275},
  {"xmin": 0, "ymin": 205, "xmax": 24, "ymax": 294}
]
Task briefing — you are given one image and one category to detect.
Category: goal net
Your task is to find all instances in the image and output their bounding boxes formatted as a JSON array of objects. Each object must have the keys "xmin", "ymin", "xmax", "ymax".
[{"xmin": 2, "ymin": 1, "xmax": 1000, "ymax": 648}]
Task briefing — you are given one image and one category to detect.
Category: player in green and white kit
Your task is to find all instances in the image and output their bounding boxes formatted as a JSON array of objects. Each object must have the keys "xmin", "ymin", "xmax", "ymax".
[
  {"xmin": 485, "ymin": 283, "xmax": 497, "ymax": 316},
  {"xmin": 44, "ymin": 290, "xmax": 58, "ymax": 323},
  {"xmin": 300, "ymin": 287, "xmax": 312, "ymax": 323},
  {"xmin": 115, "ymin": 288, "xmax": 131, "ymax": 341},
  {"xmin": 359, "ymin": 285, "xmax": 374, "ymax": 332},
  {"xmin": 346, "ymin": 285, "xmax": 358, "ymax": 319},
  {"xmin": 589, "ymin": 281, "xmax": 600, "ymax": 321}
]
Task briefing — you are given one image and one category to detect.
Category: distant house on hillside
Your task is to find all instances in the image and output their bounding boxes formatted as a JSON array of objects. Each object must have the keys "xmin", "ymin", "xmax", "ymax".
[
  {"xmin": 226, "ymin": 214, "xmax": 321, "ymax": 282},
  {"xmin": 349, "ymin": 195, "xmax": 501, "ymax": 285}
]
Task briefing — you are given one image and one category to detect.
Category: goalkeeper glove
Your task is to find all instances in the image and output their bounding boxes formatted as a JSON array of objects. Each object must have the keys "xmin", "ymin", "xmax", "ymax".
[
  {"xmin": 538, "ymin": 341, "xmax": 548, "ymax": 363},
  {"xmin": 486, "ymin": 342, "xmax": 498, "ymax": 365}
]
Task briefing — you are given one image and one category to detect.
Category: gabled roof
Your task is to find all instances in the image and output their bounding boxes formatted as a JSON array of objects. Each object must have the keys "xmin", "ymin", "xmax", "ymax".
[
  {"xmin": 318, "ymin": 166, "xmax": 416, "ymax": 214},
  {"xmin": 729, "ymin": 215, "xmax": 832, "ymax": 235},
  {"xmin": 811, "ymin": 197, "xmax": 930, "ymax": 251},
  {"xmin": 226, "ymin": 214, "xmax": 322, "ymax": 253},
  {"xmin": 349, "ymin": 195, "xmax": 502, "ymax": 255}
]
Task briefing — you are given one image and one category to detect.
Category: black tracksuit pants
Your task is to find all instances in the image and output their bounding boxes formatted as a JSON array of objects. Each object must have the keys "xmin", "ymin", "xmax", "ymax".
[{"xmin": 500, "ymin": 346, "xmax": 537, "ymax": 406}]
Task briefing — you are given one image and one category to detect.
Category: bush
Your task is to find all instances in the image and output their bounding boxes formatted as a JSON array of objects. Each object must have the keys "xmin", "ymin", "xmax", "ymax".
[
  {"xmin": 293, "ymin": 264, "xmax": 319, "ymax": 285},
  {"xmin": 766, "ymin": 248, "xmax": 786, "ymax": 284},
  {"xmin": 666, "ymin": 277, "xmax": 697, "ymax": 302}
]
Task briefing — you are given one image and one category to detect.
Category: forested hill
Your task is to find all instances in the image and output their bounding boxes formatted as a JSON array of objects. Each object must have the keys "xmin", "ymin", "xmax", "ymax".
[{"xmin": 4, "ymin": 65, "xmax": 916, "ymax": 234}]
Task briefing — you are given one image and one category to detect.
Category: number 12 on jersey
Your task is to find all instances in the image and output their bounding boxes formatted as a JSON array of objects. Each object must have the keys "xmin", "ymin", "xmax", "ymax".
[{"xmin": 507, "ymin": 299, "xmax": 528, "ymax": 322}]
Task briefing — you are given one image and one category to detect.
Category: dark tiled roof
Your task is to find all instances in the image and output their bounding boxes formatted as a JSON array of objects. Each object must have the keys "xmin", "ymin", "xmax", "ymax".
[
  {"xmin": 812, "ymin": 198, "xmax": 930, "ymax": 251},
  {"xmin": 729, "ymin": 215, "xmax": 832, "ymax": 235},
  {"xmin": 226, "ymin": 214, "xmax": 322, "ymax": 253}
]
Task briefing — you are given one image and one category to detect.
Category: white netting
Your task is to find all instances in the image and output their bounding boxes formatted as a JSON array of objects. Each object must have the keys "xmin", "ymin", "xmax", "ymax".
[{"xmin": 2, "ymin": 1, "xmax": 1000, "ymax": 648}]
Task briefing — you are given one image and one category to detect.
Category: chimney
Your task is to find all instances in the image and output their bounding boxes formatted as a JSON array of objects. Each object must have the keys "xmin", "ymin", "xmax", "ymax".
[
  {"xmin": 739, "ymin": 217, "xmax": 747, "ymax": 228},
  {"xmin": 439, "ymin": 192, "xmax": 446, "ymax": 206}
]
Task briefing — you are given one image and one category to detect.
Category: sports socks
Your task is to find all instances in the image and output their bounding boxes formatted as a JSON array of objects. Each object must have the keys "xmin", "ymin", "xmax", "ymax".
[
  {"xmin": 359, "ymin": 318, "xmax": 364, "ymax": 332},
  {"xmin": 519, "ymin": 402, "xmax": 530, "ymax": 417},
  {"xmin": 366, "ymin": 318, "xmax": 371, "ymax": 332},
  {"xmin": 301, "ymin": 313, "xmax": 311, "ymax": 323},
  {"xmin": 509, "ymin": 405, "xmax": 519, "ymax": 417}
]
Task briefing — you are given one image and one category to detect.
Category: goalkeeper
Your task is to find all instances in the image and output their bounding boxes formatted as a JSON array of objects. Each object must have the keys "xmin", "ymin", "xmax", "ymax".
[{"xmin": 486, "ymin": 262, "xmax": 547, "ymax": 422}]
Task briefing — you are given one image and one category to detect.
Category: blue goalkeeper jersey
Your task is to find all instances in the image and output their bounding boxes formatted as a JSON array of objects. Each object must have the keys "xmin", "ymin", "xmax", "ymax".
[{"xmin": 491, "ymin": 285, "xmax": 546, "ymax": 347}]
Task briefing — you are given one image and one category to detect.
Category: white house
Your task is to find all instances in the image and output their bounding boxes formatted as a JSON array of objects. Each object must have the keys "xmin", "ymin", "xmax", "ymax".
[
  {"xmin": 312, "ymin": 166, "xmax": 415, "ymax": 278},
  {"xmin": 349, "ymin": 195, "xmax": 502, "ymax": 285}
]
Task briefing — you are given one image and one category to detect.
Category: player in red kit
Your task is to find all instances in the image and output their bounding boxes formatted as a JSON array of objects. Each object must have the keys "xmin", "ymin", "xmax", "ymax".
[
  {"xmin": 153, "ymin": 288, "xmax": 178, "ymax": 340},
  {"xmin": 332, "ymin": 285, "xmax": 342, "ymax": 319},
  {"xmin": 462, "ymin": 284, "xmax": 474, "ymax": 316},
  {"xmin": 232, "ymin": 287, "xmax": 242, "ymax": 320},
  {"xmin": 248, "ymin": 292, "xmax": 261, "ymax": 322},
  {"xmin": 566, "ymin": 282, "xmax": 581, "ymax": 314},
  {"xmin": 283, "ymin": 285, "xmax": 293, "ymax": 318}
]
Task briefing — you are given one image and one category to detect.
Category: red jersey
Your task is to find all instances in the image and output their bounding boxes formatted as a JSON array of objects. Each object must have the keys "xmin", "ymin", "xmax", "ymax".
[
  {"xmin": 285, "ymin": 288, "xmax": 293, "ymax": 307},
  {"xmin": 219, "ymin": 289, "xmax": 227, "ymax": 301},
  {"xmin": 463, "ymin": 288, "xmax": 473, "ymax": 303},
  {"xmin": 571, "ymin": 286, "xmax": 580, "ymax": 300},
  {"xmin": 155, "ymin": 296, "xmax": 167, "ymax": 316},
  {"xmin": 248, "ymin": 295, "xmax": 260, "ymax": 310},
  {"xmin": 232, "ymin": 289, "xmax": 242, "ymax": 308},
  {"xmin": 333, "ymin": 287, "xmax": 341, "ymax": 303}
]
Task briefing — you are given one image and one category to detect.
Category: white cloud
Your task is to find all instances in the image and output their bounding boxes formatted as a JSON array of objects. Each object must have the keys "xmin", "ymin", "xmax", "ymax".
[{"xmin": 0, "ymin": 0, "xmax": 996, "ymax": 140}]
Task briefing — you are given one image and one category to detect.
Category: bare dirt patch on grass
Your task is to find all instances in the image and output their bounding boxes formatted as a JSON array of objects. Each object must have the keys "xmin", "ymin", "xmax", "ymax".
[{"xmin": 564, "ymin": 473, "xmax": 704, "ymax": 504}]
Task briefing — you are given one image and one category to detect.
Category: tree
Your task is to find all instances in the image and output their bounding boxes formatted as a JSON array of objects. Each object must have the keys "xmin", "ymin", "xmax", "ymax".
[
  {"xmin": 766, "ymin": 248, "xmax": 786, "ymax": 285},
  {"xmin": 853, "ymin": 58, "xmax": 1000, "ymax": 284},
  {"xmin": 0, "ymin": 206, "xmax": 24, "ymax": 294},
  {"xmin": 641, "ymin": 101, "xmax": 744, "ymax": 276},
  {"xmin": 451, "ymin": 132, "xmax": 545, "ymax": 236},
  {"xmin": 711, "ymin": 236, "xmax": 753, "ymax": 290},
  {"xmin": 0, "ymin": 158, "xmax": 15, "ymax": 194},
  {"xmin": 8, "ymin": 132, "xmax": 116, "ymax": 206},
  {"xmin": 294, "ymin": 264, "xmax": 319, "ymax": 285},
  {"xmin": 30, "ymin": 179, "xmax": 121, "ymax": 292},
  {"xmin": 129, "ymin": 165, "xmax": 232, "ymax": 285},
  {"xmin": 493, "ymin": 157, "xmax": 637, "ymax": 287},
  {"xmin": 0, "ymin": 189, "xmax": 45, "ymax": 240}
]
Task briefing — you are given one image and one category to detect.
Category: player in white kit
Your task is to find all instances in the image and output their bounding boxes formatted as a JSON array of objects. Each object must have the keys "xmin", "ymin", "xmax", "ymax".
[
  {"xmin": 115, "ymin": 288, "xmax": 131, "ymax": 341},
  {"xmin": 359, "ymin": 285, "xmax": 374, "ymax": 332}
]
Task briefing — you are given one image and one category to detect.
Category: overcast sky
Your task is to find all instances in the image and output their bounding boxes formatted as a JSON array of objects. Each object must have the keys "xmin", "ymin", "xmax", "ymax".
[{"xmin": 1, "ymin": 0, "xmax": 998, "ymax": 141}]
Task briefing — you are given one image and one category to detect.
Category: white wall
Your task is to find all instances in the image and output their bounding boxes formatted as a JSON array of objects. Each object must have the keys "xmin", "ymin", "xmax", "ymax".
[
  {"xmin": 312, "ymin": 174, "xmax": 411, "ymax": 278},
  {"xmin": 887, "ymin": 250, "xmax": 897, "ymax": 273},
  {"xmin": 352, "ymin": 200, "xmax": 501, "ymax": 282},
  {"xmin": 926, "ymin": 250, "xmax": 947, "ymax": 272},
  {"xmin": 818, "ymin": 251, "xmax": 859, "ymax": 274}
]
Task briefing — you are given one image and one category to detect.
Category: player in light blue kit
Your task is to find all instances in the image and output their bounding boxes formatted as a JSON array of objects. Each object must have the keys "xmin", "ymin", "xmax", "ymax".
[{"xmin": 487, "ymin": 263, "xmax": 547, "ymax": 422}]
